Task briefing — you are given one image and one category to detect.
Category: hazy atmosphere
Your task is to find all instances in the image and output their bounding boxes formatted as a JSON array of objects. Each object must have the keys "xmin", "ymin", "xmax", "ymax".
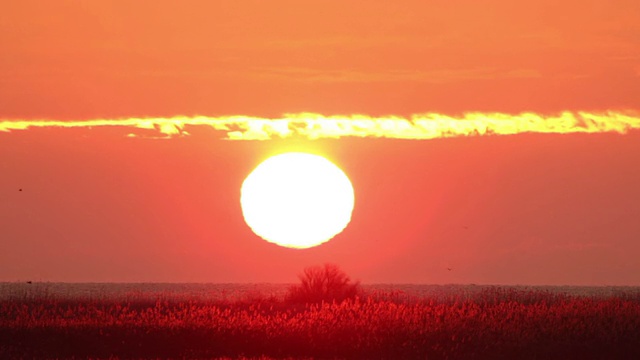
[{"xmin": 2, "ymin": 0, "xmax": 640, "ymax": 285}]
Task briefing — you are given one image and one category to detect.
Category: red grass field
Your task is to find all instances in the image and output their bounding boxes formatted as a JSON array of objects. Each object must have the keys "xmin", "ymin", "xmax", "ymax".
[{"xmin": 1, "ymin": 287, "xmax": 639, "ymax": 359}]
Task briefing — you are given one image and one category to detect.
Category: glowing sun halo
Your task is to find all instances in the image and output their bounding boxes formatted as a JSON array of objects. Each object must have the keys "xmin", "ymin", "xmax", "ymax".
[{"xmin": 240, "ymin": 152, "xmax": 355, "ymax": 249}]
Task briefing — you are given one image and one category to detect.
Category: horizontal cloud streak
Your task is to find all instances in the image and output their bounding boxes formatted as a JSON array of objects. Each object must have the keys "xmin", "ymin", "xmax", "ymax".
[
  {"xmin": 246, "ymin": 67, "xmax": 542, "ymax": 83},
  {"xmin": 1, "ymin": 111, "xmax": 639, "ymax": 140}
]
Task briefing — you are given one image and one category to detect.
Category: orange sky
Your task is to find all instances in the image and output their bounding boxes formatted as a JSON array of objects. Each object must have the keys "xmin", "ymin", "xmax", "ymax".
[
  {"xmin": 2, "ymin": 0, "xmax": 640, "ymax": 118},
  {"xmin": 1, "ymin": 0, "xmax": 640, "ymax": 285}
]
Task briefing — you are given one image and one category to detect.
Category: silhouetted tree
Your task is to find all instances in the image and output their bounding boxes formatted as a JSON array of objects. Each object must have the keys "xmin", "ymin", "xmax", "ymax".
[{"xmin": 286, "ymin": 263, "xmax": 361, "ymax": 304}]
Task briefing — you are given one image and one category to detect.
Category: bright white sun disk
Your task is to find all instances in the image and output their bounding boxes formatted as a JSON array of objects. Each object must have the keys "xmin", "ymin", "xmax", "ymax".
[{"xmin": 240, "ymin": 152, "xmax": 355, "ymax": 249}]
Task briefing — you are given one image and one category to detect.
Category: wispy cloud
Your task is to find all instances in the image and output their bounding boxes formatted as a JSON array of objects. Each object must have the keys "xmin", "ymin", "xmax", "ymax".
[
  {"xmin": 1, "ymin": 111, "xmax": 639, "ymax": 140},
  {"xmin": 247, "ymin": 67, "xmax": 542, "ymax": 84}
]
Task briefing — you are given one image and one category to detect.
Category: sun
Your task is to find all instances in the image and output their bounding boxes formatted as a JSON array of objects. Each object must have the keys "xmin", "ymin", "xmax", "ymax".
[{"xmin": 240, "ymin": 152, "xmax": 355, "ymax": 249}]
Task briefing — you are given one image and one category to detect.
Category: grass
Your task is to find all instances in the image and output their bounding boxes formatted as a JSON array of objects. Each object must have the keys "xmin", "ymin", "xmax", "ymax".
[{"xmin": 1, "ymin": 287, "xmax": 639, "ymax": 359}]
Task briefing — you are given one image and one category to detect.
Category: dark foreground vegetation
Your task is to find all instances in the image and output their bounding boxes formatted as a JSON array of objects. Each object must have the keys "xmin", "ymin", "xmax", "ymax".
[{"xmin": 2, "ymin": 266, "xmax": 640, "ymax": 359}]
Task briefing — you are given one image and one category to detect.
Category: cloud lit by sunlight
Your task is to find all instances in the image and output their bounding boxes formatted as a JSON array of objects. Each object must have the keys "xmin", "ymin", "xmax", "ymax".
[{"xmin": 1, "ymin": 111, "xmax": 639, "ymax": 140}]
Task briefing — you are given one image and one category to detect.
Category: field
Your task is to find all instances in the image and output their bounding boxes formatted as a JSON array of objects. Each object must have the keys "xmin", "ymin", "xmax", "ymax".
[{"xmin": 1, "ymin": 285, "xmax": 640, "ymax": 359}]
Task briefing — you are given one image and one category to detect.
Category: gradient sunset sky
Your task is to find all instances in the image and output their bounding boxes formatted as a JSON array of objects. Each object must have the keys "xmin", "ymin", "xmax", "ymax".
[{"xmin": 1, "ymin": 0, "xmax": 639, "ymax": 285}]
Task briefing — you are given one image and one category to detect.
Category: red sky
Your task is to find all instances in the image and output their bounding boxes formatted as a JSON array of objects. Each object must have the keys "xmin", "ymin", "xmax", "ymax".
[{"xmin": 1, "ymin": 0, "xmax": 639, "ymax": 285}]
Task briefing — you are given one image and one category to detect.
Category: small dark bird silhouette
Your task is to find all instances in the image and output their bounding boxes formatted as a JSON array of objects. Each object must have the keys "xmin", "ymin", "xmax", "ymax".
[
  {"xmin": 26, "ymin": 281, "xmax": 32, "ymax": 284},
  {"xmin": 447, "ymin": 267, "xmax": 453, "ymax": 271},
  {"xmin": 19, "ymin": 188, "xmax": 23, "ymax": 192}
]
